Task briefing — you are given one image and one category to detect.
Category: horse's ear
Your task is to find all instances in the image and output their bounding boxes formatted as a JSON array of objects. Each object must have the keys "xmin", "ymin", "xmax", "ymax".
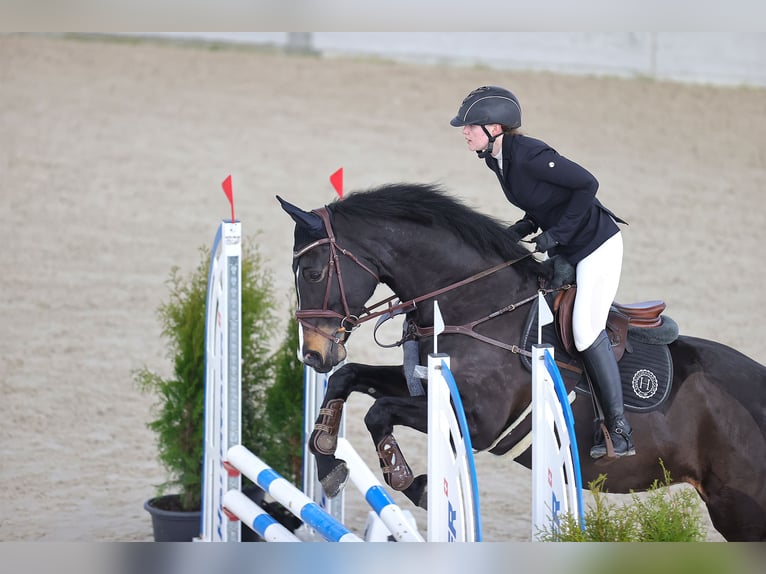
[
  {"xmin": 276, "ymin": 195, "xmax": 324, "ymax": 235},
  {"xmin": 276, "ymin": 195, "xmax": 327, "ymax": 252}
]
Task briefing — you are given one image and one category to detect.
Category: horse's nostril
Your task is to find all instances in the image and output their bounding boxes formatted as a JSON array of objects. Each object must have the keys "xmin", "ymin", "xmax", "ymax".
[{"xmin": 303, "ymin": 350, "xmax": 322, "ymax": 369}]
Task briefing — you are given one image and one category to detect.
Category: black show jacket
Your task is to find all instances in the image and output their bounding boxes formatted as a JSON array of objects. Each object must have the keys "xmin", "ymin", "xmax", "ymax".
[{"xmin": 487, "ymin": 134, "xmax": 625, "ymax": 266}]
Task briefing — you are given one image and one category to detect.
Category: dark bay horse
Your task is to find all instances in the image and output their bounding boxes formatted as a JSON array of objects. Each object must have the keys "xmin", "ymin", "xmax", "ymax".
[{"xmin": 278, "ymin": 183, "xmax": 766, "ymax": 541}]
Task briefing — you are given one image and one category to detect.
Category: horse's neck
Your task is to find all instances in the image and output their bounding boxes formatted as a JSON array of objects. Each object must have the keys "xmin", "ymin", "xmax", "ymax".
[
  {"xmin": 380, "ymin": 239, "xmax": 484, "ymax": 300},
  {"xmin": 378, "ymin": 233, "xmax": 530, "ymax": 319}
]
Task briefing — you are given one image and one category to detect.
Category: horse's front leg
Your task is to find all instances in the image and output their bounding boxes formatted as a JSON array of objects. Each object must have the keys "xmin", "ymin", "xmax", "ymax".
[
  {"xmin": 365, "ymin": 395, "xmax": 429, "ymax": 509},
  {"xmin": 308, "ymin": 363, "xmax": 409, "ymax": 498}
]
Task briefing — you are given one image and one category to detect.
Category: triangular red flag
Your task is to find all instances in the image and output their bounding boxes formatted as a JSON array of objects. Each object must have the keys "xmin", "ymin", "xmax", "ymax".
[
  {"xmin": 221, "ymin": 175, "xmax": 235, "ymax": 222},
  {"xmin": 330, "ymin": 167, "xmax": 343, "ymax": 199}
]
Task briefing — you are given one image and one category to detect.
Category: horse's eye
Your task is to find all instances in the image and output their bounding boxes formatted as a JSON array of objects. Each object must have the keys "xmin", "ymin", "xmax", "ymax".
[{"xmin": 303, "ymin": 268, "xmax": 324, "ymax": 283}]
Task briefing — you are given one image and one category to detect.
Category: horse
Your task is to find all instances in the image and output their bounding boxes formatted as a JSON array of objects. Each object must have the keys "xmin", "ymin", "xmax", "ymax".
[{"xmin": 277, "ymin": 183, "xmax": 766, "ymax": 541}]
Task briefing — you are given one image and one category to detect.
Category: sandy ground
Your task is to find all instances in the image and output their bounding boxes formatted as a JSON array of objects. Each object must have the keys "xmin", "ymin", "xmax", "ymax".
[{"xmin": 1, "ymin": 34, "xmax": 764, "ymax": 542}]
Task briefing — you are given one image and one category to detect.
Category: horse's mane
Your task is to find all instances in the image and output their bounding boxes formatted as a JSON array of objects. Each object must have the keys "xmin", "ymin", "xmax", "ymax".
[{"xmin": 329, "ymin": 183, "xmax": 536, "ymax": 263}]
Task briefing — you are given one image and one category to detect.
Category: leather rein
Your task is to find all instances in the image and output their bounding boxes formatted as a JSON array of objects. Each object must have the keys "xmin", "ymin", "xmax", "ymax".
[{"xmin": 293, "ymin": 207, "xmax": 570, "ymax": 363}]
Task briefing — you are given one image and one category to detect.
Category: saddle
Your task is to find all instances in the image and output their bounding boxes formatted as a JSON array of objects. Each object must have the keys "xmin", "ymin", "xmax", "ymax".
[{"xmin": 553, "ymin": 286, "xmax": 667, "ymax": 362}]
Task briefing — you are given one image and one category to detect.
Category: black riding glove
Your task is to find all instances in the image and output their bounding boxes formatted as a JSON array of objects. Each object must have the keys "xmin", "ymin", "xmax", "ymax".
[
  {"xmin": 506, "ymin": 219, "xmax": 536, "ymax": 242},
  {"xmin": 532, "ymin": 231, "xmax": 559, "ymax": 253}
]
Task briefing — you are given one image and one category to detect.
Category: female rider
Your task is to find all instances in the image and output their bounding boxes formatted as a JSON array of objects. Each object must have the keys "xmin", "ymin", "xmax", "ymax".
[{"xmin": 450, "ymin": 85, "xmax": 634, "ymax": 459}]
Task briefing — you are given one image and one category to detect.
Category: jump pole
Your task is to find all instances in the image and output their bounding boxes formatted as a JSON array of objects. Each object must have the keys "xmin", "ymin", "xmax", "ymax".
[
  {"xmin": 226, "ymin": 444, "xmax": 362, "ymax": 542},
  {"xmin": 222, "ymin": 439, "xmax": 421, "ymax": 542},
  {"xmin": 335, "ymin": 438, "xmax": 424, "ymax": 542},
  {"xmin": 221, "ymin": 490, "xmax": 300, "ymax": 542}
]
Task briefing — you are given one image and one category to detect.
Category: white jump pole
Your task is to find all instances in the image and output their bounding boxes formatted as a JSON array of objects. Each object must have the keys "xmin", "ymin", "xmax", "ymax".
[
  {"xmin": 226, "ymin": 444, "xmax": 362, "ymax": 542},
  {"xmin": 221, "ymin": 490, "xmax": 300, "ymax": 542},
  {"xmin": 335, "ymin": 438, "xmax": 425, "ymax": 542}
]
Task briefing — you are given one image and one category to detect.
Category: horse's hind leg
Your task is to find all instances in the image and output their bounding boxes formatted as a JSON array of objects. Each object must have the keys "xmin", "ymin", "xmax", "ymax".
[
  {"xmin": 704, "ymin": 485, "xmax": 766, "ymax": 541},
  {"xmin": 308, "ymin": 363, "xmax": 409, "ymax": 498},
  {"xmin": 364, "ymin": 395, "xmax": 429, "ymax": 509}
]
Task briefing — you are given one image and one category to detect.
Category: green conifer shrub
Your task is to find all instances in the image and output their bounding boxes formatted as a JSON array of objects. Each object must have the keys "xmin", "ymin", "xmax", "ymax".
[{"xmin": 135, "ymin": 239, "xmax": 292, "ymax": 512}]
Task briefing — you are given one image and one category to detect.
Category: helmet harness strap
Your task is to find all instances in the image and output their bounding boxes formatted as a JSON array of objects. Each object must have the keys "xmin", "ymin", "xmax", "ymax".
[{"xmin": 477, "ymin": 124, "xmax": 497, "ymax": 159}]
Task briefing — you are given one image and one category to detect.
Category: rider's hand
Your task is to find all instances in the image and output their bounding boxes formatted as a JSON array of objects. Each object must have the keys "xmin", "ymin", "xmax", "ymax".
[
  {"xmin": 532, "ymin": 231, "xmax": 559, "ymax": 253},
  {"xmin": 506, "ymin": 219, "xmax": 536, "ymax": 242}
]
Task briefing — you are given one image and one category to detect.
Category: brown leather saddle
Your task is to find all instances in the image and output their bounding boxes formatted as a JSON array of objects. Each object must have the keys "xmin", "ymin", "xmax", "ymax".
[{"xmin": 553, "ymin": 286, "xmax": 666, "ymax": 362}]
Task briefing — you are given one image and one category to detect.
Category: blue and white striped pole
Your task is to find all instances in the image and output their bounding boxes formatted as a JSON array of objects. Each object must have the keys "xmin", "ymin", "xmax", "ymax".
[
  {"xmin": 226, "ymin": 444, "xmax": 362, "ymax": 542},
  {"xmin": 222, "ymin": 490, "xmax": 300, "ymax": 542},
  {"xmin": 335, "ymin": 438, "xmax": 424, "ymax": 542}
]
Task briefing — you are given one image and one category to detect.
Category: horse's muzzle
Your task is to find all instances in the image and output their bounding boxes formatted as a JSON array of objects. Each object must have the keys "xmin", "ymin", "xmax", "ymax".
[{"xmin": 301, "ymin": 329, "xmax": 347, "ymax": 373}]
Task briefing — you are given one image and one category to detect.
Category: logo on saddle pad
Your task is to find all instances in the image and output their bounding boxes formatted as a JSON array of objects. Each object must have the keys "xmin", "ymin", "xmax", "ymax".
[{"xmin": 631, "ymin": 369, "xmax": 659, "ymax": 399}]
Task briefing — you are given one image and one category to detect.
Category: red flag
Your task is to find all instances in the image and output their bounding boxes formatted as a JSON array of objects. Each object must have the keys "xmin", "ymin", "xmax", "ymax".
[
  {"xmin": 330, "ymin": 167, "xmax": 343, "ymax": 199},
  {"xmin": 222, "ymin": 174, "xmax": 235, "ymax": 222}
]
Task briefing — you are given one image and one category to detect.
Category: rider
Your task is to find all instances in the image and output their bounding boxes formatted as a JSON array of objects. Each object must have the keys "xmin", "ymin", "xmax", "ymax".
[{"xmin": 450, "ymin": 85, "xmax": 635, "ymax": 459}]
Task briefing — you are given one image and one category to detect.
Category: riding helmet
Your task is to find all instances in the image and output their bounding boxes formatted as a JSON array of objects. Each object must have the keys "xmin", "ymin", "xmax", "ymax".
[{"xmin": 450, "ymin": 86, "xmax": 522, "ymax": 128}]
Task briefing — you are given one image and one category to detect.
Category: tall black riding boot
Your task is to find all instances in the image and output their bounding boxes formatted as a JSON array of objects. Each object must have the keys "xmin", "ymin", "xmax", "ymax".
[{"xmin": 580, "ymin": 330, "xmax": 636, "ymax": 459}]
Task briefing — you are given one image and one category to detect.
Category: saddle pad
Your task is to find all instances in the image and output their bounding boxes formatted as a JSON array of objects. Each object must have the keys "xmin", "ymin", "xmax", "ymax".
[
  {"xmin": 607, "ymin": 338, "xmax": 673, "ymax": 412},
  {"xmin": 520, "ymin": 298, "xmax": 673, "ymax": 413}
]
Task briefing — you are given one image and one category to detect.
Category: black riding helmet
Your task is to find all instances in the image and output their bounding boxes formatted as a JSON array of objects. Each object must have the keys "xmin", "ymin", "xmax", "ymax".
[
  {"xmin": 450, "ymin": 86, "xmax": 522, "ymax": 159},
  {"xmin": 450, "ymin": 85, "xmax": 522, "ymax": 128}
]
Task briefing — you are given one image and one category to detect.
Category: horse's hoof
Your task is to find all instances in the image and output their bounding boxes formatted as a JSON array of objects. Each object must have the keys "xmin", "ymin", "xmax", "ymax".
[{"xmin": 320, "ymin": 460, "xmax": 349, "ymax": 498}]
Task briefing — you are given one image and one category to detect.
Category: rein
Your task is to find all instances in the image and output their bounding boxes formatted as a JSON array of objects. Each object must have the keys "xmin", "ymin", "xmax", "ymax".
[{"xmin": 293, "ymin": 207, "xmax": 574, "ymax": 371}]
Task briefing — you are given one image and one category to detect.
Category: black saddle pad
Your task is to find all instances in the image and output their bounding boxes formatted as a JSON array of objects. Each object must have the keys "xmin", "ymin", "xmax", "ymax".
[{"xmin": 520, "ymin": 296, "xmax": 673, "ymax": 413}]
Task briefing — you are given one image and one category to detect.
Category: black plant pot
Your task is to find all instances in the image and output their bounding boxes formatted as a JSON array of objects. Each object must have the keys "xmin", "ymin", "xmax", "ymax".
[{"xmin": 144, "ymin": 494, "xmax": 201, "ymax": 542}]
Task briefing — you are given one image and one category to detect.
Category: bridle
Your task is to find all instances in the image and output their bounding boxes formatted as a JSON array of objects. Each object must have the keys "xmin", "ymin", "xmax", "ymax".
[{"xmin": 292, "ymin": 207, "xmax": 565, "ymax": 355}]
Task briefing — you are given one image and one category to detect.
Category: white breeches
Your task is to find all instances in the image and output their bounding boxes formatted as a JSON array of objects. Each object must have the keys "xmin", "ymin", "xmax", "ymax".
[{"xmin": 572, "ymin": 232, "xmax": 623, "ymax": 352}]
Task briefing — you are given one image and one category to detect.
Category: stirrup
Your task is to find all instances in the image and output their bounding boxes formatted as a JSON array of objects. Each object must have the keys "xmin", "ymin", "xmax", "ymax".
[{"xmin": 590, "ymin": 423, "xmax": 635, "ymax": 459}]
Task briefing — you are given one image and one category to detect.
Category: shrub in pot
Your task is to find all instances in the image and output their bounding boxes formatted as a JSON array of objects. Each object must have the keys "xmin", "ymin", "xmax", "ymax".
[{"xmin": 135, "ymin": 239, "xmax": 300, "ymax": 540}]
